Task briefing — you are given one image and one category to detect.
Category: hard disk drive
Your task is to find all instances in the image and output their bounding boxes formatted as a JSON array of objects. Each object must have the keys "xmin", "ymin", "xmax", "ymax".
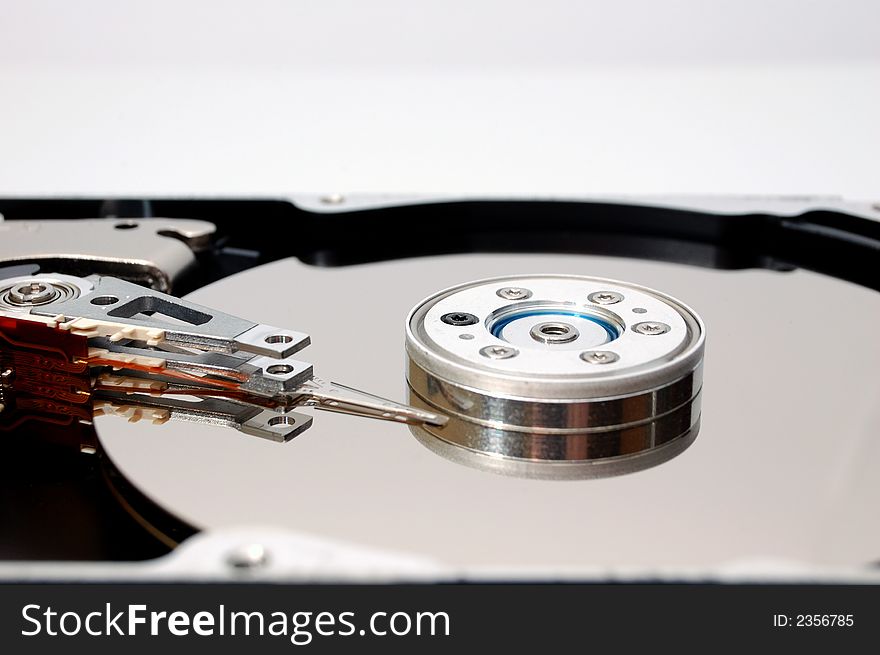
[{"xmin": 0, "ymin": 195, "xmax": 878, "ymax": 582}]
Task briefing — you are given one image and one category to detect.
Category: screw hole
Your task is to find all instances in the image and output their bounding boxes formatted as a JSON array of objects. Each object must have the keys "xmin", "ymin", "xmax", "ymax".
[
  {"xmin": 266, "ymin": 364, "xmax": 294, "ymax": 375},
  {"xmin": 268, "ymin": 415, "xmax": 295, "ymax": 427},
  {"xmin": 90, "ymin": 295, "xmax": 120, "ymax": 306},
  {"xmin": 114, "ymin": 222, "xmax": 139, "ymax": 230},
  {"xmin": 265, "ymin": 335, "xmax": 293, "ymax": 344}
]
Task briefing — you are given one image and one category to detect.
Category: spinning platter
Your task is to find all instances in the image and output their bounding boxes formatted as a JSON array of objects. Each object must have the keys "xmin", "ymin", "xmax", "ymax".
[
  {"xmin": 0, "ymin": 195, "xmax": 877, "ymax": 579},
  {"xmin": 94, "ymin": 251, "xmax": 880, "ymax": 571}
]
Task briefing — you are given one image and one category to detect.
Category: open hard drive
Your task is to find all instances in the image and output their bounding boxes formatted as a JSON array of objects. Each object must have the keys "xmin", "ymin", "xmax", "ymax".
[{"xmin": 0, "ymin": 194, "xmax": 878, "ymax": 582}]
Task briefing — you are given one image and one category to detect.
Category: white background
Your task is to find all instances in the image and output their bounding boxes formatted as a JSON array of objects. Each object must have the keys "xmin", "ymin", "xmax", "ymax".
[{"xmin": 0, "ymin": 0, "xmax": 878, "ymax": 198}]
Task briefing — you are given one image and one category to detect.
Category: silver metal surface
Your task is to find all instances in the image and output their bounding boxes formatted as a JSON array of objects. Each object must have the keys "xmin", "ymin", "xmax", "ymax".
[
  {"xmin": 529, "ymin": 321, "xmax": 580, "ymax": 344},
  {"xmin": 3, "ymin": 525, "xmax": 880, "ymax": 584},
  {"xmin": 289, "ymin": 193, "xmax": 880, "ymax": 224},
  {"xmin": 0, "ymin": 218, "xmax": 216, "ymax": 292},
  {"xmin": 0, "ymin": 274, "xmax": 92, "ymax": 311},
  {"xmin": 97, "ymin": 254, "xmax": 880, "ymax": 575},
  {"xmin": 406, "ymin": 275, "xmax": 702, "ymax": 397},
  {"xmin": 8, "ymin": 280, "xmax": 56, "ymax": 305},
  {"xmin": 96, "ymin": 392, "xmax": 314, "ymax": 442},
  {"xmin": 505, "ymin": 313, "xmax": 608, "ymax": 351},
  {"xmin": 0, "ymin": 272, "xmax": 442, "ymax": 442},
  {"xmin": 31, "ymin": 275, "xmax": 311, "ymax": 358},
  {"xmin": 408, "ymin": 419, "xmax": 701, "ymax": 481},
  {"xmin": 295, "ymin": 378, "xmax": 446, "ymax": 426},
  {"xmin": 405, "ymin": 274, "xmax": 704, "ymax": 480}
]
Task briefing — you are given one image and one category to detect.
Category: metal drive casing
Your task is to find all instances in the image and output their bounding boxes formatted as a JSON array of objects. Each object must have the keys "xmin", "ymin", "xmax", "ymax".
[{"xmin": 405, "ymin": 275, "xmax": 705, "ymax": 479}]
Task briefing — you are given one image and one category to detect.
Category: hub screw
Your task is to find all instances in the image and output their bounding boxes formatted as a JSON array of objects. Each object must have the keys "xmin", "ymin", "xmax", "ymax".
[
  {"xmin": 588, "ymin": 291, "xmax": 623, "ymax": 305},
  {"xmin": 479, "ymin": 345, "xmax": 519, "ymax": 359},
  {"xmin": 497, "ymin": 287, "xmax": 533, "ymax": 300},
  {"xmin": 633, "ymin": 321, "xmax": 670, "ymax": 335},
  {"xmin": 580, "ymin": 350, "xmax": 619, "ymax": 364}
]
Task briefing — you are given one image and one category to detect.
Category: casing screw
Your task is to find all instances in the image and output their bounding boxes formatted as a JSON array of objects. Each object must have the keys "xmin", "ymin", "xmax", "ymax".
[
  {"xmin": 227, "ymin": 543, "xmax": 269, "ymax": 570},
  {"xmin": 497, "ymin": 287, "xmax": 533, "ymax": 300},
  {"xmin": 320, "ymin": 193, "xmax": 345, "ymax": 205},
  {"xmin": 633, "ymin": 321, "xmax": 670, "ymax": 335}
]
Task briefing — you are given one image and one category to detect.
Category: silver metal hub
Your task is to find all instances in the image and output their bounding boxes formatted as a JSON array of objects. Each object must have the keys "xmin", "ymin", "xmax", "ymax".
[
  {"xmin": 405, "ymin": 274, "xmax": 705, "ymax": 479},
  {"xmin": 9, "ymin": 281, "xmax": 55, "ymax": 305},
  {"xmin": 0, "ymin": 274, "xmax": 91, "ymax": 310},
  {"xmin": 529, "ymin": 321, "xmax": 580, "ymax": 345}
]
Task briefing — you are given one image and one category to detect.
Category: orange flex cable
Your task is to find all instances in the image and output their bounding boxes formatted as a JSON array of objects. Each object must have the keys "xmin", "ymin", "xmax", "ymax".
[{"xmin": 87, "ymin": 357, "xmax": 243, "ymax": 391}]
